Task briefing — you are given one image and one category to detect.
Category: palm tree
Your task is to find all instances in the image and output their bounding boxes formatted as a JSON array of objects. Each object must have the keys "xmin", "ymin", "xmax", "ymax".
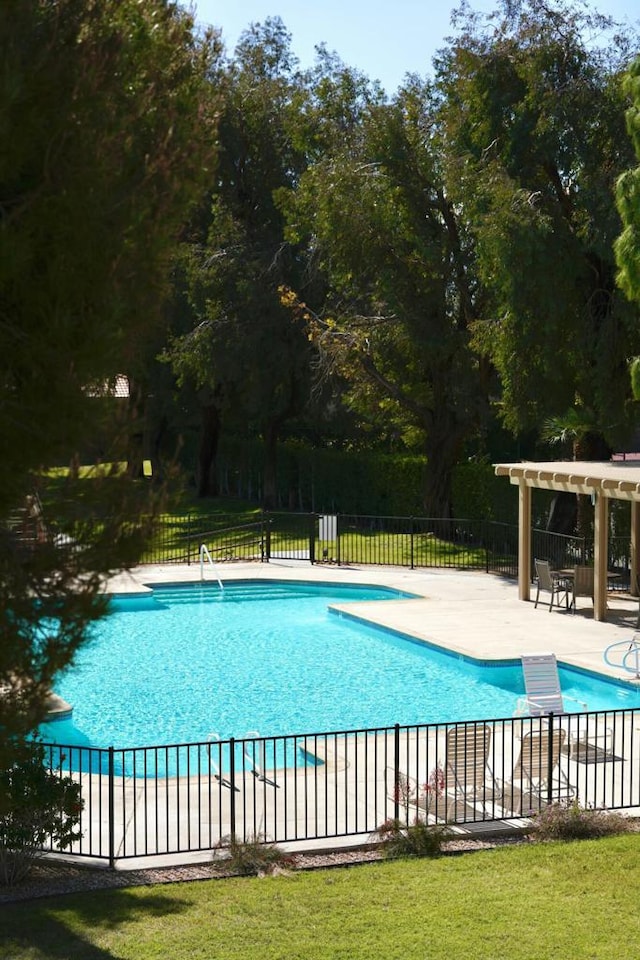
[{"xmin": 541, "ymin": 405, "xmax": 612, "ymax": 540}]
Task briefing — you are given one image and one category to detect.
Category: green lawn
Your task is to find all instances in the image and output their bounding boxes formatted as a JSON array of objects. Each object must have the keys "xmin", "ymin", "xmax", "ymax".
[
  {"xmin": 4, "ymin": 836, "xmax": 639, "ymax": 959},
  {"xmin": 39, "ymin": 473, "xmax": 505, "ymax": 570}
]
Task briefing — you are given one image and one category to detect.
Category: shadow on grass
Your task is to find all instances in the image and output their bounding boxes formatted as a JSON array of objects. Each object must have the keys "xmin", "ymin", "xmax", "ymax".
[{"xmin": 4, "ymin": 887, "xmax": 191, "ymax": 960}]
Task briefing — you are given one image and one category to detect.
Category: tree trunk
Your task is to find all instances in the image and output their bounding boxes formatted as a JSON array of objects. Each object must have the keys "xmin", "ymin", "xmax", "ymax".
[
  {"xmin": 125, "ymin": 377, "xmax": 146, "ymax": 479},
  {"xmin": 148, "ymin": 414, "xmax": 168, "ymax": 485},
  {"xmin": 196, "ymin": 403, "xmax": 221, "ymax": 498},
  {"xmin": 422, "ymin": 415, "xmax": 461, "ymax": 519},
  {"xmin": 547, "ymin": 492, "xmax": 578, "ymax": 535},
  {"xmin": 262, "ymin": 420, "xmax": 279, "ymax": 510},
  {"xmin": 573, "ymin": 432, "xmax": 612, "ymax": 540},
  {"xmin": 574, "ymin": 431, "xmax": 612, "ymax": 462}
]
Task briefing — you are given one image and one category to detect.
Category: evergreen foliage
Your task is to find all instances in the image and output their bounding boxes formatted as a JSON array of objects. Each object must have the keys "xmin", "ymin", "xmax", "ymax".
[
  {"xmin": 615, "ymin": 56, "xmax": 640, "ymax": 305},
  {"xmin": 438, "ymin": 0, "xmax": 639, "ymax": 457},
  {"xmin": 166, "ymin": 19, "xmax": 315, "ymax": 506},
  {"xmin": 0, "ymin": 0, "xmax": 218, "ymax": 787},
  {"xmin": 0, "ymin": 740, "xmax": 82, "ymax": 886}
]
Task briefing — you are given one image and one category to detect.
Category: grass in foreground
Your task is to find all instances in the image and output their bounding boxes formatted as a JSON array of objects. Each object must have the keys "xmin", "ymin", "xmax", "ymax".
[{"xmin": 3, "ymin": 835, "xmax": 640, "ymax": 960}]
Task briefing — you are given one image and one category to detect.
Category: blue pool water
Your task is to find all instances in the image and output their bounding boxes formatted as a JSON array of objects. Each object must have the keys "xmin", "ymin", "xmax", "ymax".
[{"xmin": 42, "ymin": 579, "xmax": 640, "ymax": 750}]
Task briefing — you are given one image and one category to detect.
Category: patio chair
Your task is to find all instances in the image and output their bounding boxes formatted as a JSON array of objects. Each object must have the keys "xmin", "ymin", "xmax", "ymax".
[
  {"xmin": 569, "ymin": 565, "xmax": 594, "ymax": 615},
  {"xmin": 515, "ymin": 652, "xmax": 592, "ymax": 720},
  {"xmin": 500, "ymin": 727, "xmax": 574, "ymax": 815},
  {"xmin": 533, "ymin": 559, "xmax": 569, "ymax": 612}
]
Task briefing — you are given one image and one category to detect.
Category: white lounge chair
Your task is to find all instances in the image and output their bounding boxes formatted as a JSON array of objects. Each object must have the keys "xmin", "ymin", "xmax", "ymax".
[
  {"xmin": 386, "ymin": 725, "xmax": 497, "ymax": 823},
  {"xmin": 514, "ymin": 653, "xmax": 611, "ymax": 758},
  {"xmin": 443, "ymin": 724, "xmax": 497, "ymax": 821},
  {"xmin": 500, "ymin": 727, "xmax": 575, "ymax": 815},
  {"xmin": 515, "ymin": 653, "xmax": 570, "ymax": 716}
]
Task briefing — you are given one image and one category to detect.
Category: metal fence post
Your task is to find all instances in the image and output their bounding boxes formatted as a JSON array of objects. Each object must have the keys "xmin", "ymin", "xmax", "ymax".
[
  {"xmin": 393, "ymin": 724, "xmax": 400, "ymax": 821},
  {"xmin": 229, "ymin": 737, "xmax": 236, "ymax": 838},
  {"xmin": 108, "ymin": 746, "xmax": 115, "ymax": 868},
  {"xmin": 309, "ymin": 513, "xmax": 316, "ymax": 564},
  {"xmin": 336, "ymin": 514, "xmax": 341, "ymax": 566},
  {"xmin": 410, "ymin": 517, "xmax": 415, "ymax": 570},
  {"xmin": 264, "ymin": 513, "xmax": 271, "ymax": 562},
  {"xmin": 546, "ymin": 715, "xmax": 555, "ymax": 806}
]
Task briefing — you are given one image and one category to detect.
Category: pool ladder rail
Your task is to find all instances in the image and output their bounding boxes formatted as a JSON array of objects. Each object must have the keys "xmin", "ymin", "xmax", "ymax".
[
  {"xmin": 206, "ymin": 731, "xmax": 279, "ymax": 788},
  {"xmin": 206, "ymin": 732, "xmax": 238, "ymax": 790},
  {"xmin": 199, "ymin": 543, "xmax": 224, "ymax": 590},
  {"xmin": 243, "ymin": 731, "xmax": 279, "ymax": 787},
  {"xmin": 603, "ymin": 635, "xmax": 640, "ymax": 679}
]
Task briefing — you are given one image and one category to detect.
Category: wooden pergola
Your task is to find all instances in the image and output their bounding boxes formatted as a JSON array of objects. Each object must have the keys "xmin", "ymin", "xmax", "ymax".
[{"xmin": 494, "ymin": 460, "xmax": 640, "ymax": 621}]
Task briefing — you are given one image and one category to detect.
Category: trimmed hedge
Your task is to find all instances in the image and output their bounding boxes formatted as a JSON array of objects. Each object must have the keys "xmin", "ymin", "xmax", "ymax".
[{"xmin": 211, "ymin": 437, "xmax": 518, "ymax": 522}]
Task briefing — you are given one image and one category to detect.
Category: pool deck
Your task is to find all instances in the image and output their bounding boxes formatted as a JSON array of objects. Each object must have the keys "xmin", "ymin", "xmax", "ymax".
[{"xmin": 108, "ymin": 560, "xmax": 640, "ymax": 687}]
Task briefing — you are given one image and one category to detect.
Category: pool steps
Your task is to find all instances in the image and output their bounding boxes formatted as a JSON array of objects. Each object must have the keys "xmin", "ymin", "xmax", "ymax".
[
  {"xmin": 134, "ymin": 585, "xmax": 337, "ymax": 605},
  {"xmin": 45, "ymin": 691, "xmax": 73, "ymax": 722}
]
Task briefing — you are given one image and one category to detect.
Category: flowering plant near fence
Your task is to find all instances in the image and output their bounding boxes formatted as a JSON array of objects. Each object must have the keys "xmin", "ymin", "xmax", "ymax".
[
  {"xmin": 375, "ymin": 763, "xmax": 449, "ymax": 859},
  {"xmin": 390, "ymin": 762, "xmax": 446, "ymax": 821},
  {"xmin": 421, "ymin": 762, "xmax": 446, "ymax": 815}
]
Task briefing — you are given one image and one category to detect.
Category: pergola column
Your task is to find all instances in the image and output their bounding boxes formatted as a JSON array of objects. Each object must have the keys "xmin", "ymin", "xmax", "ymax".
[
  {"xmin": 631, "ymin": 501, "xmax": 640, "ymax": 596},
  {"xmin": 593, "ymin": 491, "xmax": 609, "ymax": 622},
  {"xmin": 518, "ymin": 480, "xmax": 532, "ymax": 601}
]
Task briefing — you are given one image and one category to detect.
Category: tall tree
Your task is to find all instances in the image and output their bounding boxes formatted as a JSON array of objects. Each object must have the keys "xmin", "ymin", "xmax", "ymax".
[
  {"xmin": 615, "ymin": 56, "xmax": 640, "ymax": 311},
  {"xmin": 168, "ymin": 19, "xmax": 315, "ymax": 506},
  {"xmin": 285, "ymin": 70, "xmax": 486, "ymax": 517},
  {"xmin": 0, "ymin": 0, "xmax": 218, "ymax": 760},
  {"xmin": 438, "ymin": 0, "xmax": 640, "ymax": 460}
]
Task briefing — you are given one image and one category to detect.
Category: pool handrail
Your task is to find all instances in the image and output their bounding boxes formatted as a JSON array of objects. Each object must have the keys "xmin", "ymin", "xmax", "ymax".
[
  {"xmin": 604, "ymin": 635, "xmax": 640, "ymax": 678},
  {"xmin": 199, "ymin": 543, "xmax": 224, "ymax": 589}
]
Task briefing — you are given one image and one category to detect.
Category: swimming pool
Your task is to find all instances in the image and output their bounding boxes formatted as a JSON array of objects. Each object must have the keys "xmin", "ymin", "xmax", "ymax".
[{"xmin": 42, "ymin": 579, "xmax": 640, "ymax": 750}]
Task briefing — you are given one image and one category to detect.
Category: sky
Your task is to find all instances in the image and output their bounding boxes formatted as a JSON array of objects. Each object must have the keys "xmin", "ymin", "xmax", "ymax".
[{"xmin": 190, "ymin": 0, "xmax": 640, "ymax": 94}]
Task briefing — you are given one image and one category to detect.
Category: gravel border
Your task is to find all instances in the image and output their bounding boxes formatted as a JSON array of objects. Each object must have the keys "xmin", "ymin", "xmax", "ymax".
[{"xmin": 0, "ymin": 836, "xmax": 529, "ymax": 904}]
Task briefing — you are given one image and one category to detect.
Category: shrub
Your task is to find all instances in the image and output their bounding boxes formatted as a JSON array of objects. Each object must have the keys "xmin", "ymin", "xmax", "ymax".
[
  {"xmin": 532, "ymin": 800, "xmax": 632, "ymax": 842},
  {"xmin": 215, "ymin": 832, "xmax": 293, "ymax": 876},
  {"xmin": 373, "ymin": 817, "xmax": 450, "ymax": 859},
  {"xmin": 0, "ymin": 740, "xmax": 83, "ymax": 887}
]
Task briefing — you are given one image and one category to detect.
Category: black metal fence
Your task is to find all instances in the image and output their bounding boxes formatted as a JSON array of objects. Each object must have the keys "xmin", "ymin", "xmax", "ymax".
[
  {"xmin": 146, "ymin": 515, "xmax": 268, "ymax": 565},
  {"xmin": 140, "ymin": 511, "xmax": 633, "ymax": 584},
  {"xmin": 41, "ymin": 709, "xmax": 640, "ymax": 865},
  {"xmin": 143, "ymin": 513, "xmax": 525, "ymax": 576}
]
